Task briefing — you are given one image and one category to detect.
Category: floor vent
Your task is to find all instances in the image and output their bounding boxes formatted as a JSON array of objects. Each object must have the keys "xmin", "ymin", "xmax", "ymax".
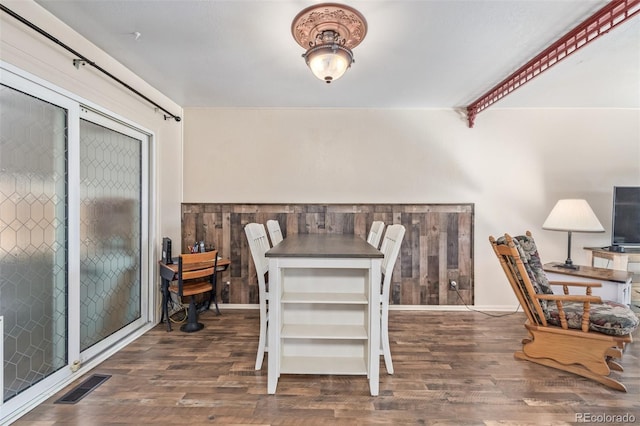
[{"xmin": 54, "ymin": 374, "xmax": 111, "ymax": 404}]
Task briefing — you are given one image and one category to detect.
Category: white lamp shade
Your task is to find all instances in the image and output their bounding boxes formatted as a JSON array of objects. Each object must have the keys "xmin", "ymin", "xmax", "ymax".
[
  {"xmin": 305, "ymin": 45, "xmax": 353, "ymax": 83},
  {"xmin": 542, "ymin": 199, "xmax": 605, "ymax": 232}
]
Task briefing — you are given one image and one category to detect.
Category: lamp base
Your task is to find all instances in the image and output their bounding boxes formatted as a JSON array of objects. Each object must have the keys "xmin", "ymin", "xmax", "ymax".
[{"xmin": 555, "ymin": 262, "xmax": 579, "ymax": 270}]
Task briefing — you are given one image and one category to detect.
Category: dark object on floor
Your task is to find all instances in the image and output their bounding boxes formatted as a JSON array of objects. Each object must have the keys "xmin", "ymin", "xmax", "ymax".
[{"xmin": 54, "ymin": 374, "xmax": 111, "ymax": 404}]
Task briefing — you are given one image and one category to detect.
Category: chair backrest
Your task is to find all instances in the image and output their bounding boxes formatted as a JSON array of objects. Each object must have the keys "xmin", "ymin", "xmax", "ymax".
[
  {"xmin": 380, "ymin": 224, "xmax": 405, "ymax": 301},
  {"xmin": 266, "ymin": 219, "xmax": 283, "ymax": 246},
  {"xmin": 489, "ymin": 232, "xmax": 548, "ymax": 326},
  {"xmin": 367, "ymin": 221, "xmax": 385, "ymax": 249},
  {"xmin": 244, "ymin": 223, "xmax": 270, "ymax": 293},
  {"xmin": 177, "ymin": 250, "xmax": 218, "ymax": 297}
]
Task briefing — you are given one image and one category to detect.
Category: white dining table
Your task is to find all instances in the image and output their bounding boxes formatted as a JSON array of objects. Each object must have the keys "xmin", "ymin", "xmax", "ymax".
[{"xmin": 265, "ymin": 233, "xmax": 383, "ymax": 396}]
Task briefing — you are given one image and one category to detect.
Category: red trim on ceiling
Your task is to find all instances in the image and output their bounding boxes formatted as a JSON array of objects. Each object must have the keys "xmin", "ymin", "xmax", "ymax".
[{"xmin": 465, "ymin": 0, "xmax": 640, "ymax": 128}]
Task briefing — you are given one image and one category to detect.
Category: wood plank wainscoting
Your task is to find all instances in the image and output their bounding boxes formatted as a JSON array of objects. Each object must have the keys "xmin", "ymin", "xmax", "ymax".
[{"xmin": 181, "ymin": 203, "xmax": 474, "ymax": 307}]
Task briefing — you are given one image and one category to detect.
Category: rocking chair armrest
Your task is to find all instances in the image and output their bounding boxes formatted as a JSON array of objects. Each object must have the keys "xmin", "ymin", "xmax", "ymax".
[
  {"xmin": 547, "ymin": 280, "xmax": 602, "ymax": 296},
  {"xmin": 548, "ymin": 280, "xmax": 602, "ymax": 288},
  {"xmin": 536, "ymin": 294, "xmax": 603, "ymax": 304}
]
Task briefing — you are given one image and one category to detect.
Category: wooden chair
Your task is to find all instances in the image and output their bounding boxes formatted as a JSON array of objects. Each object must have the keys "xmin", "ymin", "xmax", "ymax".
[
  {"xmin": 367, "ymin": 221, "xmax": 385, "ymax": 249},
  {"xmin": 244, "ymin": 222, "xmax": 270, "ymax": 370},
  {"xmin": 489, "ymin": 231, "xmax": 639, "ymax": 391},
  {"xmin": 169, "ymin": 251, "xmax": 218, "ymax": 333},
  {"xmin": 266, "ymin": 219, "xmax": 283, "ymax": 246},
  {"xmin": 379, "ymin": 224, "xmax": 406, "ymax": 374}
]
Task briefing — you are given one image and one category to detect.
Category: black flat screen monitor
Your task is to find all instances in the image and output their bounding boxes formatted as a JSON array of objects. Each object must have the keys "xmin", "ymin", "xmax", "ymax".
[{"xmin": 612, "ymin": 186, "xmax": 640, "ymax": 247}]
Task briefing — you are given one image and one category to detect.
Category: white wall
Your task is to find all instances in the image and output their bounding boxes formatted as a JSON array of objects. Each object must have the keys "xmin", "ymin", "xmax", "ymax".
[
  {"xmin": 3, "ymin": 1, "xmax": 638, "ymax": 310},
  {"xmin": 184, "ymin": 107, "xmax": 640, "ymax": 307},
  {"xmin": 0, "ymin": 0, "xmax": 184, "ymax": 258}
]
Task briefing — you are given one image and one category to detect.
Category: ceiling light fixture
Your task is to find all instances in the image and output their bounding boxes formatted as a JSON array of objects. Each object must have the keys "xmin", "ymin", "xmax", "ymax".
[{"xmin": 291, "ymin": 3, "xmax": 367, "ymax": 84}]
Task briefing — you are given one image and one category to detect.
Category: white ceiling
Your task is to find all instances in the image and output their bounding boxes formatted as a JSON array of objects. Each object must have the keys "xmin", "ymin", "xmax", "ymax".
[{"xmin": 32, "ymin": 0, "xmax": 640, "ymax": 110}]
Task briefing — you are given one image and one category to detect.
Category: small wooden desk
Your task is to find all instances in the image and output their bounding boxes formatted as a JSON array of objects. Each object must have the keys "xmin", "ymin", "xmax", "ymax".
[
  {"xmin": 265, "ymin": 234, "xmax": 383, "ymax": 396},
  {"xmin": 543, "ymin": 262, "xmax": 633, "ymax": 305},
  {"xmin": 159, "ymin": 256, "xmax": 231, "ymax": 331}
]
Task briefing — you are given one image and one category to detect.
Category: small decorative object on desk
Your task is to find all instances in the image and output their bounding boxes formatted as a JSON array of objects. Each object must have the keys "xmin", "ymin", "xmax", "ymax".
[{"xmin": 189, "ymin": 241, "xmax": 206, "ymax": 253}]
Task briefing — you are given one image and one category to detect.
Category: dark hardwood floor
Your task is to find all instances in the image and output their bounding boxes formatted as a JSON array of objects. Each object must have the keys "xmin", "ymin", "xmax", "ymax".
[{"xmin": 14, "ymin": 309, "xmax": 640, "ymax": 425}]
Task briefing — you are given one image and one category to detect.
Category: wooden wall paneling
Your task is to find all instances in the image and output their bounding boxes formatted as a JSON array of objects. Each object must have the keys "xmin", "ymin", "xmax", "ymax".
[
  {"xmin": 285, "ymin": 212, "xmax": 297, "ymax": 239},
  {"xmin": 410, "ymin": 213, "xmax": 421, "ymax": 289},
  {"xmin": 444, "ymin": 213, "xmax": 458, "ymax": 305},
  {"xmin": 399, "ymin": 213, "xmax": 413, "ymax": 281},
  {"xmin": 181, "ymin": 210, "xmax": 196, "ymax": 251},
  {"xmin": 313, "ymin": 207, "xmax": 326, "ymax": 233},
  {"xmin": 426, "ymin": 211, "xmax": 440, "ymax": 305},
  {"xmin": 418, "ymin": 226, "xmax": 429, "ymax": 305},
  {"xmin": 438, "ymin": 213, "xmax": 450, "ymax": 304},
  {"xmin": 397, "ymin": 212, "xmax": 411, "ymax": 304},
  {"xmin": 220, "ymin": 210, "xmax": 231, "ymax": 303},
  {"xmin": 230, "ymin": 209, "xmax": 248, "ymax": 304},
  {"xmin": 353, "ymin": 212, "xmax": 368, "ymax": 241},
  {"xmin": 458, "ymin": 212, "xmax": 473, "ymax": 305},
  {"xmin": 181, "ymin": 203, "xmax": 473, "ymax": 306},
  {"xmin": 324, "ymin": 211, "xmax": 341, "ymax": 234}
]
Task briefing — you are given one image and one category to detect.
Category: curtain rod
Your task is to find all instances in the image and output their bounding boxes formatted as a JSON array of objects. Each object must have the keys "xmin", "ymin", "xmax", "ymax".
[{"xmin": 0, "ymin": 4, "xmax": 181, "ymax": 122}]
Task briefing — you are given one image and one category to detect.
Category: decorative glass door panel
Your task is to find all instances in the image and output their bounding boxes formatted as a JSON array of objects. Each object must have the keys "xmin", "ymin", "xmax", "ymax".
[
  {"xmin": 0, "ymin": 84, "xmax": 68, "ymax": 403},
  {"xmin": 79, "ymin": 119, "xmax": 142, "ymax": 352}
]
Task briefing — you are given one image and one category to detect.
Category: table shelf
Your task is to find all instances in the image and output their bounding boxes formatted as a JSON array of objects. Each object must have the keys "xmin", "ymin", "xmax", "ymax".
[
  {"xmin": 281, "ymin": 292, "xmax": 367, "ymax": 304},
  {"xmin": 280, "ymin": 356, "xmax": 367, "ymax": 375},
  {"xmin": 282, "ymin": 324, "xmax": 367, "ymax": 339}
]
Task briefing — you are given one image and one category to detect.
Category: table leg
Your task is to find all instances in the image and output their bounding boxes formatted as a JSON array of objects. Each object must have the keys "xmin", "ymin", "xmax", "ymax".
[
  {"xmin": 208, "ymin": 281, "xmax": 221, "ymax": 315},
  {"xmin": 160, "ymin": 277, "xmax": 172, "ymax": 332}
]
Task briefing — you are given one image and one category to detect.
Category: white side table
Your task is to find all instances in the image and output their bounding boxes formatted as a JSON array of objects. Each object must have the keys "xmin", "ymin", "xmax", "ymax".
[
  {"xmin": 584, "ymin": 247, "xmax": 640, "ymax": 304},
  {"xmin": 543, "ymin": 262, "xmax": 633, "ymax": 305}
]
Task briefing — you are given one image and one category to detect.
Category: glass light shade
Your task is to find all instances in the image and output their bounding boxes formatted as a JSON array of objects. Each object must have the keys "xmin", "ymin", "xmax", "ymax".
[
  {"xmin": 542, "ymin": 199, "xmax": 605, "ymax": 232},
  {"xmin": 304, "ymin": 44, "xmax": 354, "ymax": 83}
]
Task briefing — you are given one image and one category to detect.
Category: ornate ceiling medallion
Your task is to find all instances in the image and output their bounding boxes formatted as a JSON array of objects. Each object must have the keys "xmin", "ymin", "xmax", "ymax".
[{"xmin": 291, "ymin": 3, "xmax": 368, "ymax": 83}]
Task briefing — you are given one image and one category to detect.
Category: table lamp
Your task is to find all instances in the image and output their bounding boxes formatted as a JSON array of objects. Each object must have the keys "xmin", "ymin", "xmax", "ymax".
[{"xmin": 542, "ymin": 199, "xmax": 604, "ymax": 269}]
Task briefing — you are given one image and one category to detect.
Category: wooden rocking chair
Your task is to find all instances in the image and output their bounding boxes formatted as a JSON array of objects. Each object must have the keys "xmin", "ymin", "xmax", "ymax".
[{"xmin": 489, "ymin": 231, "xmax": 639, "ymax": 392}]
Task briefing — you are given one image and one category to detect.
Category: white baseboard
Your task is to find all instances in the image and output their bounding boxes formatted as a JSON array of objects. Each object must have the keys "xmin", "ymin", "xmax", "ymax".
[{"xmin": 216, "ymin": 304, "xmax": 522, "ymax": 312}]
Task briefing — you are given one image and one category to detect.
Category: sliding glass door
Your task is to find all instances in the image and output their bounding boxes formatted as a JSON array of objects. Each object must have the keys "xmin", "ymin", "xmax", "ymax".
[
  {"xmin": 0, "ymin": 83, "xmax": 70, "ymax": 405},
  {"xmin": 78, "ymin": 111, "xmax": 149, "ymax": 361},
  {"xmin": 1, "ymin": 68, "xmax": 152, "ymax": 421}
]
